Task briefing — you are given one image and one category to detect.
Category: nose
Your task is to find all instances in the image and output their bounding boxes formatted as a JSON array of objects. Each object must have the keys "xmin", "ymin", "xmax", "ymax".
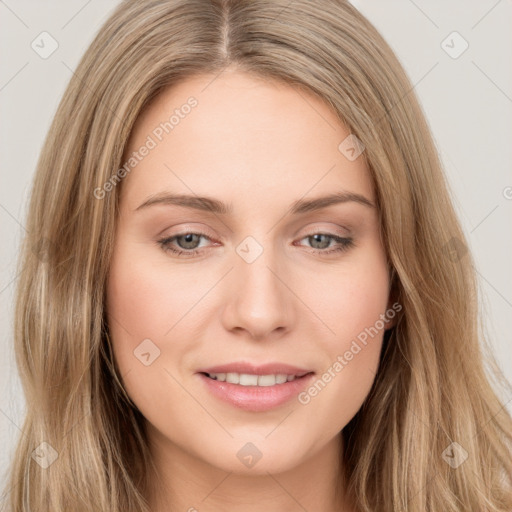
[{"xmin": 220, "ymin": 242, "xmax": 295, "ymax": 341}]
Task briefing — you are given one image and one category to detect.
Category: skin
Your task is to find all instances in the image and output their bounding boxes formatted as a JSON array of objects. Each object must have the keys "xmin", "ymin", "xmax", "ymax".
[{"xmin": 106, "ymin": 68, "xmax": 395, "ymax": 512}]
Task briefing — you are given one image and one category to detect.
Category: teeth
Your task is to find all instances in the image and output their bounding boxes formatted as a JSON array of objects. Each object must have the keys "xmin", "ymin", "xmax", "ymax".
[{"xmin": 207, "ymin": 372, "xmax": 298, "ymax": 386}]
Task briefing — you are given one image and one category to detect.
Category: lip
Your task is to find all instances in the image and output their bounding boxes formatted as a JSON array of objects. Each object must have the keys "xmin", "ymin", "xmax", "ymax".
[
  {"xmin": 196, "ymin": 362, "xmax": 313, "ymax": 377},
  {"xmin": 196, "ymin": 362, "xmax": 315, "ymax": 412}
]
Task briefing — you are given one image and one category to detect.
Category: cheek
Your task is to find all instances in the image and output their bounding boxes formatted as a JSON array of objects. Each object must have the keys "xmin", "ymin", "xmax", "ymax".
[
  {"xmin": 106, "ymin": 240, "xmax": 204, "ymax": 343},
  {"xmin": 105, "ymin": 239, "xmax": 197, "ymax": 384},
  {"xmin": 295, "ymin": 243, "xmax": 390, "ymax": 420},
  {"xmin": 105, "ymin": 240, "xmax": 207, "ymax": 417},
  {"xmin": 307, "ymin": 242, "xmax": 390, "ymax": 349}
]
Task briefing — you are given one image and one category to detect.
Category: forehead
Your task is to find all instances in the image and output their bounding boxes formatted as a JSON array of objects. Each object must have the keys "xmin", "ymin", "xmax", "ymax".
[{"xmin": 120, "ymin": 70, "xmax": 374, "ymax": 213}]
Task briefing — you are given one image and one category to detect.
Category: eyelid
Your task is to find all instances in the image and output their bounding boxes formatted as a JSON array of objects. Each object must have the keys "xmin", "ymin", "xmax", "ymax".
[
  {"xmin": 296, "ymin": 223, "xmax": 351, "ymax": 238},
  {"xmin": 158, "ymin": 224, "xmax": 218, "ymax": 240}
]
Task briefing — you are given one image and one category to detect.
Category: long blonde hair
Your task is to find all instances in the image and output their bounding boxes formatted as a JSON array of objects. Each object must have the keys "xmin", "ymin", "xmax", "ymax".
[{"xmin": 5, "ymin": 0, "xmax": 512, "ymax": 510}]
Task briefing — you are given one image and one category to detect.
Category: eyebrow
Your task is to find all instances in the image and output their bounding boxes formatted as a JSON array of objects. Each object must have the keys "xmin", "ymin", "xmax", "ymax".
[{"xmin": 135, "ymin": 190, "xmax": 375, "ymax": 215}]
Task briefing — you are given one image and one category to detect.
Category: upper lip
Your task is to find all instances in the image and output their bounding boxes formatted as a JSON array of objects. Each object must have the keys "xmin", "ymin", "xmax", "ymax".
[{"xmin": 197, "ymin": 362, "xmax": 314, "ymax": 377}]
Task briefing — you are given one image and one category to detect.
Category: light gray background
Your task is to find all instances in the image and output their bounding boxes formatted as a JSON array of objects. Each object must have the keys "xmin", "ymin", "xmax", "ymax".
[{"xmin": 1, "ymin": 0, "xmax": 511, "ymax": 495}]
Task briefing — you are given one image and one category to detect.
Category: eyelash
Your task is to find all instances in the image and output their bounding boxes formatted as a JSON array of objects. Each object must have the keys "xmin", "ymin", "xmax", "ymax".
[{"xmin": 157, "ymin": 231, "xmax": 355, "ymax": 257}]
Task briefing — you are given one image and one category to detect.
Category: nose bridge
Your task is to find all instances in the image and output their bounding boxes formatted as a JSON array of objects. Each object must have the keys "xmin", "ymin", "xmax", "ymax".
[
  {"xmin": 236, "ymin": 233, "xmax": 286, "ymax": 307},
  {"xmin": 222, "ymin": 233, "xmax": 293, "ymax": 338}
]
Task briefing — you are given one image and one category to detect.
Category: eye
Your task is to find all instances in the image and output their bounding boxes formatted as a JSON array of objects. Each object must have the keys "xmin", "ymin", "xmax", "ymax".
[
  {"xmin": 157, "ymin": 230, "xmax": 355, "ymax": 257},
  {"xmin": 296, "ymin": 233, "xmax": 354, "ymax": 255},
  {"xmin": 158, "ymin": 231, "xmax": 213, "ymax": 257}
]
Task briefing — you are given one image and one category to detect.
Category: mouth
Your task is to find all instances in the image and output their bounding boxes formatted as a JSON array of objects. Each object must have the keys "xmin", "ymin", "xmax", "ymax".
[{"xmin": 196, "ymin": 367, "xmax": 315, "ymax": 412}]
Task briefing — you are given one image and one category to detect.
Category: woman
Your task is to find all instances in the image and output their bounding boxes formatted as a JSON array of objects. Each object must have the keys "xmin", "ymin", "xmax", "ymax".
[{"xmin": 5, "ymin": 0, "xmax": 512, "ymax": 510}]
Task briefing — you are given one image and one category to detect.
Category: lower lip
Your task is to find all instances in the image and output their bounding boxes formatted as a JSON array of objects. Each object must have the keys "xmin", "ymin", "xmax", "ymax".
[{"xmin": 197, "ymin": 373, "xmax": 315, "ymax": 412}]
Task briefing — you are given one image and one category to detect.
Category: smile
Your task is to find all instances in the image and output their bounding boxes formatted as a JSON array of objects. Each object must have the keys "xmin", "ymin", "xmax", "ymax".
[{"xmin": 197, "ymin": 371, "xmax": 315, "ymax": 412}]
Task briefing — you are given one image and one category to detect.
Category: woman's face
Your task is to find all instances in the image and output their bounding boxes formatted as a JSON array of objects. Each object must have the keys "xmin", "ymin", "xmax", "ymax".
[{"xmin": 106, "ymin": 70, "xmax": 393, "ymax": 476}]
